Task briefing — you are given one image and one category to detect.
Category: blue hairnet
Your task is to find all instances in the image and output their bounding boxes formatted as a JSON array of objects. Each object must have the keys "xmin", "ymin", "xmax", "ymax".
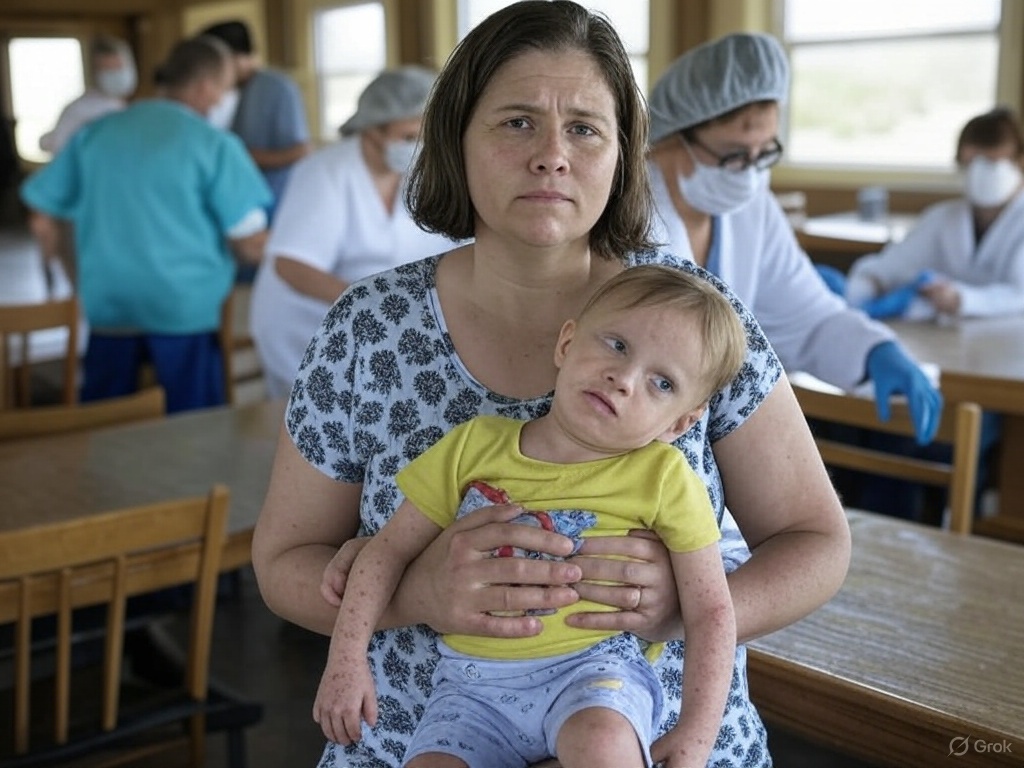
[{"xmin": 649, "ymin": 32, "xmax": 790, "ymax": 144}]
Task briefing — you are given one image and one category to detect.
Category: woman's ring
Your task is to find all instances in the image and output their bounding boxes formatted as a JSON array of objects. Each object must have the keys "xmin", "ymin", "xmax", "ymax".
[{"xmin": 633, "ymin": 587, "xmax": 643, "ymax": 610}]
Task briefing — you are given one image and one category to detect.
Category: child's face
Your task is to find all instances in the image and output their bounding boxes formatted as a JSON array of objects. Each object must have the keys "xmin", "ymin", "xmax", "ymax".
[{"xmin": 551, "ymin": 303, "xmax": 708, "ymax": 455}]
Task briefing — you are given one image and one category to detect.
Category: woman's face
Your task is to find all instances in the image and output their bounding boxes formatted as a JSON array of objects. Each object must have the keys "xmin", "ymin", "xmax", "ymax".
[{"xmin": 462, "ymin": 48, "xmax": 620, "ymax": 251}]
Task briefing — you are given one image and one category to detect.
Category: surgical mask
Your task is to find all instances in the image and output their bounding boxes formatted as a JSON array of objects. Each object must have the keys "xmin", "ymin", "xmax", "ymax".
[
  {"xmin": 678, "ymin": 145, "xmax": 768, "ymax": 215},
  {"xmin": 208, "ymin": 88, "xmax": 240, "ymax": 131},
  {"xmin": 95, "ymin": 67, "xmax": 136, "ymax": 99},
  {"xmin": 964, "ymin": 156, "xmax": 1023, "ymax": 208},
  {"xmin": 384, "ymin": 140, "xmax": 418, "ymax": 175}
]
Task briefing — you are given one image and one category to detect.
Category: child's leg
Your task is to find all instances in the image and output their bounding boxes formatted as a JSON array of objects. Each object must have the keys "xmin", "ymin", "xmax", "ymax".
[
  {"xmin": 555, "ymin": 706, "xmax": 645, "ymax": 768},
  {"xmin": 404, "ymin": 753, "xmax": 468, "ymax": 768}
]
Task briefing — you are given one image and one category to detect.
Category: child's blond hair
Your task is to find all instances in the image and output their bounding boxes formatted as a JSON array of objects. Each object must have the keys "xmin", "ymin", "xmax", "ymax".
[{"xmin": 578, "ymin": 265, "xmax": 747, "ymax": 402}]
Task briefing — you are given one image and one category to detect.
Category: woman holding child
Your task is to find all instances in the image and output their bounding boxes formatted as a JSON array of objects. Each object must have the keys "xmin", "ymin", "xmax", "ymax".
[{"xmin": 252, "ymin": 2, "xmax": 850, "ymax": 766}]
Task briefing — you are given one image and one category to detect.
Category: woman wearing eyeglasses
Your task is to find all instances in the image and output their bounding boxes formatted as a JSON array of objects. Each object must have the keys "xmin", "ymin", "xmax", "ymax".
[{"xmin": 646, "ymin": 31, "xmax": 943, "ymax": 446}]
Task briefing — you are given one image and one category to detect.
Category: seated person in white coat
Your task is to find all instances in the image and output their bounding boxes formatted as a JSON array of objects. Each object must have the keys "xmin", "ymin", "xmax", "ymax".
[
  {"xmin": 845, "ymin": 107, "xmax": 1024, "ymax": 321},
  {"xmin": 645, "ymin": 32, "xmax": 942, "ymax": 445},
  {"xmin": 250, "ymin": 66, "xmax": 456, "ymax": 398}
]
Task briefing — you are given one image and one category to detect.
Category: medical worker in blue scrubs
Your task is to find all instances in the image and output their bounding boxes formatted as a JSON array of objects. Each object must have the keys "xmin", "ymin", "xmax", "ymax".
[{"xmin": 22, "ymin": 35, "xmax": 272, "ymax": 413}]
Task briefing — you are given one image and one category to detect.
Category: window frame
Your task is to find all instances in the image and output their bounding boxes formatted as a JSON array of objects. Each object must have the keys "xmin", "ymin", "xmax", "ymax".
[
  {"xmin": 309, "ymin": 0, "xmax": 394, "ymax": 142},
  {"xmin": 769, "ymin": 0, "xmax": 1024, "ymax": 193},
  {"xmin": 4, "ymin": 34, "xmax": 86, "ymax": 165},
  {"xmin": 454, "ymin": 0, "xmax": 666, "ymax": 97}
]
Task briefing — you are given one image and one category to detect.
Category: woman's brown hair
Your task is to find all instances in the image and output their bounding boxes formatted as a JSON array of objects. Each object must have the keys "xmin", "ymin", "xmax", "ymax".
[{"xmin": 405, "ymin": 0, "xmax": 656, "ymax": 260}]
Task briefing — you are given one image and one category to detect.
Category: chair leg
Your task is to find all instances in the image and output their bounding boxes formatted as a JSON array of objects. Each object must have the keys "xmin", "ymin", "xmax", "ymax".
[{"xmin": 227, "ymin": 728, "xmax": 249, "ymax": 768}]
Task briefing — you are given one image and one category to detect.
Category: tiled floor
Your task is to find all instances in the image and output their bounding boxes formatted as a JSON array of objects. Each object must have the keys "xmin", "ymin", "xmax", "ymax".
[{"xmin": 178, "ymin": 567, "xmax": 879, "ymax": 768}]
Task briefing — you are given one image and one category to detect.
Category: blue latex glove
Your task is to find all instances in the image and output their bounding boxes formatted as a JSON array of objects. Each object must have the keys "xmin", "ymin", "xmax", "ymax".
[
  {"xmin": 815, "ymin": 264, "xmax": 847, "ymax": 297},
  {"xmin": 859, "ymin": 270, "xmax": 938, "ymax": 319},
  {"xmin": 865, "ymin": 340, "xmax": 943, "ymax": 445}
]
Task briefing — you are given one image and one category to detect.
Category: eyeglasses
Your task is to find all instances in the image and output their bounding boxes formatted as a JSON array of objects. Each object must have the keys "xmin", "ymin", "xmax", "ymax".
[{"xmin": 683, "ymin": 132, "xmax": 784, "ymax": 173}]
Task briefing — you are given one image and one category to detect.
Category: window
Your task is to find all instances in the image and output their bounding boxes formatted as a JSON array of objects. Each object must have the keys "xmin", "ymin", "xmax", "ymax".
[
  {"xmin": 8, "ymin": 37, "xmax": 85, "ymax": 163},
  {"xmin": 458, "ymin": 0, "xmax": 650, "ymax": 93},
  {"xmin": 313, "ymin": 2, "xmax": 386, "ymax": 140},
  {"xmin": 779, "ymin": 0, "xmax": 1002, "ymax": 172}
]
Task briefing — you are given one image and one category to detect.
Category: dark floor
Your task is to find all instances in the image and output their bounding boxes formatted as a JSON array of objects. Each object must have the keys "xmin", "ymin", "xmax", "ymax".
[{"xmin": 165, "ymin": 567, "xmax": 879, "ymax": 768}]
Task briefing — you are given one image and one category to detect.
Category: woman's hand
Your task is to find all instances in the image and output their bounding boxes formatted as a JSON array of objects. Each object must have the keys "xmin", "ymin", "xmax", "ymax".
[
  {"xmin": 319, "ymin": 536, "xmax": 371, "ymax": 607},
  {"xmin": 392, "ymin": 503, "xmax": 583, "ymax": 637},
  {"xmin": 920, "ymin": 279, "xmax": 961, "ymax": 314},
  {"xmin": 565, "ymin": 530, "xmax": 683, "ymax": 643}
]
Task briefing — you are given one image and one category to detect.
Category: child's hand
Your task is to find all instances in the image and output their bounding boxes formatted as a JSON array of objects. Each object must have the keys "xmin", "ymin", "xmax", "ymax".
[
  {"xmin": 651, "ymin": 725, "xmax": 712, "ymax": 768},
  {"xmin": 312, "ymin": 653, "xmax": 377, "ymax": 745},
  {"xmin": 320, "ymin": 537, "xmax": 370, "ymax": 607}
]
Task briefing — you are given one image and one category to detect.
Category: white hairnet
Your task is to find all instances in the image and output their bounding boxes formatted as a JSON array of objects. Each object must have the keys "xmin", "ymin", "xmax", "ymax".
[
  {"xmin": 649, "ymin": 32, "xmax": 789, "ymax": 144},
  {"xmin": 339, "ymin": 65, "xmax": 436, "ymax": 136}
]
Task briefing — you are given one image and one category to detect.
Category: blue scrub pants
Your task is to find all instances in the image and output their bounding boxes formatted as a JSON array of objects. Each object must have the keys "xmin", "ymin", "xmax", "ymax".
[{"xmin": 82, "ymin": 332, "xmax": 226, "ymax": 414}]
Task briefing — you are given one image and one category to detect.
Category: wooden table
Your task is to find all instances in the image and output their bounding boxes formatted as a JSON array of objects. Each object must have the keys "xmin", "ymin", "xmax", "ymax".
[
  {"xmin": 887, "ymin": 316, "xmax": 1024, "ymax": 538},
  {"xmin": 748, "ymin": 510, "xmax": 1024, "ymax": 768},
  {"xmin": 795, "ymin": 212, "xmax": 916, "ymax": 272},
  {"xmin": 0, "ymin": 398, "xmax": 286, "ymax": 570}
]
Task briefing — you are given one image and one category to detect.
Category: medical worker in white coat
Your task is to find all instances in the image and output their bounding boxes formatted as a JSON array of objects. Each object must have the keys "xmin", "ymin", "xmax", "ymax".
[
  {"xmin": 845, "ymin": 107, "xmax": 1024, "ymax": 321},
  {"xmin": 250, "ymin": 66, "xmax": 455, "ymax": 398},
  {"xmin": 646, "ymin": 32, "xmax": 942, "ymax": 444}
]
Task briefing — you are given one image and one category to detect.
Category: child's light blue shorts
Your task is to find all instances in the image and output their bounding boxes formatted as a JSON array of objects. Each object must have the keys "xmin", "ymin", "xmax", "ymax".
[{"xmin": 403, "ymin": 635, "xmax": 661, "ymax": 767}]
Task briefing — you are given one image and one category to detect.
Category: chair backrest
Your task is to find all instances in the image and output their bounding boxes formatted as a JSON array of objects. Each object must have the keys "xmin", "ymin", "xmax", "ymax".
[
  {"xmin": 0, "ymin": 297, "xmax": 80, "ymax": 410},
  {"xmin": 0, "ymin": 386, "xmax": 166, "ymax": 442},
  {"xmin": 791, "ymin": 378, "xmax": 983, "ymax": 534},
  {"xmin": 0, "ymin": 485, "xmax": 229, "ymax": 767},
  {"xmin": 219, "ymin": 287, "xmax": 263, "ymax": 406}
]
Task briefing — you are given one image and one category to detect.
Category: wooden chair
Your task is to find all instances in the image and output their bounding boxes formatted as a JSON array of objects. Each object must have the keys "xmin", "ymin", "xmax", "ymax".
[
  {"xmin": 0, "ymin": 386, "xmax": 166, "ymax": 442},
  {"xmin": 0, "ymin": 297, "xmax": 80, "ymax": 410},
  {"xmin": 791, "ymin": 377, "xmax": 983, "ymax": 534},
  {"xmin": 0, "ymin": 486, "xmax": 228, "ymax": 767},
  {"xmin": 218, "ymin": 288, "xmax": 262, "ymax": 406}
]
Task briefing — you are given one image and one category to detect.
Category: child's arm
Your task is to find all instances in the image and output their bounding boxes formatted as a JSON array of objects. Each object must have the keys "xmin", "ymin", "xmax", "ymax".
[
  {"xmin": 651, "ymin": 543, "xmax": 736, "ymax": 768},
  {"xmin": 312, "ymin": 500, "xmax": 442, "ymax": 745}
]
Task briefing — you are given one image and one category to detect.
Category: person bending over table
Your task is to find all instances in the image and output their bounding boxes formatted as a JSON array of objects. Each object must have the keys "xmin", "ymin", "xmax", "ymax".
[{"xmin": 844, "ymin": 107, "xmax": 1024, "ymax": 321}]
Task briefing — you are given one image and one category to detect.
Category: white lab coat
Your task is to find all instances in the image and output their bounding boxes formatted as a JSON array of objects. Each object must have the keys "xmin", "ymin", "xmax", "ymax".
[
  {"xmin": 846, "ymin": 192, "xmax": 1024, "ymax": 319},
  {"xmin": 649, "ymin": 161, "xmax": 894, "ymax": 392},
  {"xmin": 250, "ymin": 137, "xmax": 455, "ymax": 398},
  {"xmin": 39, "ymin": 90, "xmax": 124, "ymax": 155}
]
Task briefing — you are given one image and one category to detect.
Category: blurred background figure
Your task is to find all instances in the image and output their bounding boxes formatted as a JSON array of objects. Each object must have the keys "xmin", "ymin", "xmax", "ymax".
[
  {"xmin": 39, "ymin": 35, "xmax": 137, "ymax": 155},
  {"xmin": 250, "ymin": 65, "xmax": 453, "ymax": 399},
  {"xmin": 201, "ymin": 19, "xmax": 311, "ymax": 220},
  {"xmin": 844, "ymin": 107, "xmax": 1024, "ymax": 321},
  {"xmin": 21, "ymin": 35, "xmax": 271, "ymax": 414}
]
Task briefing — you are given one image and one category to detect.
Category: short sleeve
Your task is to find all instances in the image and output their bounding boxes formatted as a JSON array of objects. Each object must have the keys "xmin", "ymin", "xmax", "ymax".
[
  {"xmin": 651, "ymin": 453, "xmax": 721, "ymax": 552},
  {"xmin": 265, "ymin": 148, "xmax": 348, "ymax": 270},
  {"xmin": 395, "ymin": 421, "xmax": 474, "ymax": 528},
  {"xmin": 206, "ymin": 133, "xmax": 273, "ymax": 235},
  {"xmin": 20, "ymin": 131, "xmax": 85, "ymax": 218}
]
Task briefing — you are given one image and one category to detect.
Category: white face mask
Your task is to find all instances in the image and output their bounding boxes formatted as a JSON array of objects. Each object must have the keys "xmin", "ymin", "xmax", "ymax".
[
  {"xmin": 95, "ymin": 67, "xmax": 137, "ymax": 99},
  {"xmin": 384, "ymin": 139, "xmax": 418, "ymax": 175},
  {"xmin": 207, "ymin": 88, "xmax": 240, "ymax": 131},
  {"xmin": 677, "ymin": 143, "xmax": 768, "ymax": 216},
  {"xmin": 964, "ymin": 156, "xmax": 1023, "ymax": 208}
]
